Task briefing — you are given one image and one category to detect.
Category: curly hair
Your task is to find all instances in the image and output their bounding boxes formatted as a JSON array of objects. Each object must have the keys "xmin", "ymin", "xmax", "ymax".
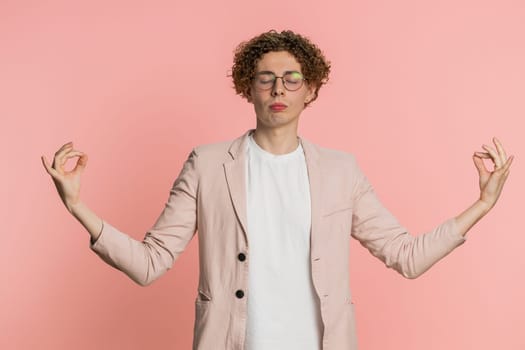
[{"xmin": 231, "ymin": 30, "xmax": 331, "ymax": 107}]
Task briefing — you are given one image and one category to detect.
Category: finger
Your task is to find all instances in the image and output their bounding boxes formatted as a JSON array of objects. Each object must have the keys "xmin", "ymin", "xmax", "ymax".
[
  {"xmin": 59, "ymin": 149, "xmax": 83, "ymax": 167},
  {"xmin": 502, "ymin": 168, "xmax": 511, "ymax": 183},
  {"xmin": 63, "ymin": 150, "xmax": 84, "ymax": 160},
  {"xmin": 54, "ymin": 142, "xmax": 73, "ymax": 157},
  {"xmin": 72, "ymin": 153, "xmax": 88, "ymax": 173},
  {"xmin": 472, "ymin": 154, "xmax": 489, "ymax": 176},
  {"xmin": 68, "ymin": 152, "xmax": 88, "ymax": 173},
  {"xmin": 482, "ymin": 144, "xmax": 503, "ymax": 169},
  {"xmin": 493, "ymin": 137, "xmax": 508, "ymax": 162},
  {"xmin": 53, "ymin": 143, "xmax": 74, "ymax": 169},
  {"xmin": 56, "ymin": 147, "xmax": 82, "ymax": 170},
  {"xmin": 474, "ymin": 152, "xmax": 491, "ymax": 159},
  {"xmin": 41, "ymin": 155, "xmax": 60, "ymax": 178},
  {"xmin": 54, "ymin": 142, "xmax": 74, "ymax": 157},
  {"xmin": 500, "ymin": 155, "xmax": 514, "ymax": 173},
  {"xmin": 59, "ymin": 141, "xmax": 74, "ymax": 151},
  {"xmin": 493, "ymin": 156, "xmax": 514, "ymax": 182}
]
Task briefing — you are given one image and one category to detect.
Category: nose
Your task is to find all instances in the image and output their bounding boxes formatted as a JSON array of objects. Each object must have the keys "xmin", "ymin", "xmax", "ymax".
[{"xmin": 271, "ymin": 77, "xmax": 285, "ymax": 96}]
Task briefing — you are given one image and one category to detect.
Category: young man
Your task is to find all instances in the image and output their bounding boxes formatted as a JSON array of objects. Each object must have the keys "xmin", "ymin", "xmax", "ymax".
[{"xmin": 42, "ymin": 30, "xmax": 513, "ymax": 350}]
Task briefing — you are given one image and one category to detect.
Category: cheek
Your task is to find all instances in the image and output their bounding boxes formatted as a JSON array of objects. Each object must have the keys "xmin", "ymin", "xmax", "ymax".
[
  {"xmin": 252, "ymin": 98, "xmax": 266, "ymax": 113},
  {"xmin": 252, "ymin": 92, "xmax": 268, "ymax": 106}
]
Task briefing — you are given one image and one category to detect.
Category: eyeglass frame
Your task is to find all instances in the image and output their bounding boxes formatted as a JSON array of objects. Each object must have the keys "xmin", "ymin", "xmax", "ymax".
[{"xmin": 252, "ymin": 70, "xmax": 308, "ymax": 92}]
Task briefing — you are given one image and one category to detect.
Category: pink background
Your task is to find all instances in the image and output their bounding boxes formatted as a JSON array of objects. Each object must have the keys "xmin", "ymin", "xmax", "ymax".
[{"xmin": 2, "ymin": 0, "xmax": 524, "ymax": 349}]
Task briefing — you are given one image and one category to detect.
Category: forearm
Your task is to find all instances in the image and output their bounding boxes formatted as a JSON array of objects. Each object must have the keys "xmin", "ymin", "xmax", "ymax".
[
  {"xmin": 454, "ymin": 200, "xmax": 492, "ymax": 237},
  {"xmin": 69, "ymin": 201, "xmax": 104, "ymax": 242}
]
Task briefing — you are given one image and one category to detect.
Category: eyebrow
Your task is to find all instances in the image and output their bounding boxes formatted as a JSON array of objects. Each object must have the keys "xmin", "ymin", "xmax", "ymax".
[{"xmin": 256, "ymin": 70, "xmax": 302, "ymax": 75}]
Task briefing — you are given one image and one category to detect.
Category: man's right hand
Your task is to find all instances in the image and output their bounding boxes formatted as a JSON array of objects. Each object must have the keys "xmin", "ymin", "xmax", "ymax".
[{"xmin": 41, "ymin": 142, "xmax": 87, "ymax": 213}]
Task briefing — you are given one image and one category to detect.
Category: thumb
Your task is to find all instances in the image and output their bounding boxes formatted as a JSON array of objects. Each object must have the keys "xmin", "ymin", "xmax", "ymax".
[{"xmin": 41, "ymin": 155, "xmax": 59, "ymax": 178}]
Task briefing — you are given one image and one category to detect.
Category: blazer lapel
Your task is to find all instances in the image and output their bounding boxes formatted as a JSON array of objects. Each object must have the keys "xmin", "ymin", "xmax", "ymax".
[
  {"xmin": 299, "ymin": 136, "xmax": 323, "ymax": 259},
  {"xmin": 224, "ymin": 130, "xmax": 252, "ymax": 243},
  {"xmin": 223, "ymin": 130, "xmax": 323, "ymax": 253}
]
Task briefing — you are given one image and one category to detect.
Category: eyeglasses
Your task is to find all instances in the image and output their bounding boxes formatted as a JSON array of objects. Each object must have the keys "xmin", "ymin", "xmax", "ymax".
[{"xmin": 253, "ymin": 71, "xmax": 306, "ymax": 92}]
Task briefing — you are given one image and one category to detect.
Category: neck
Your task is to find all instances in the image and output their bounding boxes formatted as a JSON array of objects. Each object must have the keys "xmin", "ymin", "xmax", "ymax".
[{"xmin": 252, "ymin": 124, "xmax": 299, "ymax": 155}]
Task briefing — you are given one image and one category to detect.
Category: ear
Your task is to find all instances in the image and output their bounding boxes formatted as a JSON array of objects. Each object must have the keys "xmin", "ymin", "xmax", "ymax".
[
  {"xmin": 304, "ymin": 85, "xmax": 316, "ymax": 104},
  {"xmin": 246, "ymin": 87, "xmax": 253, "ymax": 103}
]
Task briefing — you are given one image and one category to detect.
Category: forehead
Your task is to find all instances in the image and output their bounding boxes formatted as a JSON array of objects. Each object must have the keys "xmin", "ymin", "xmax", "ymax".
[{"xmin": 255, "ymin": 51, "xmax": 302, "ymax": 73}]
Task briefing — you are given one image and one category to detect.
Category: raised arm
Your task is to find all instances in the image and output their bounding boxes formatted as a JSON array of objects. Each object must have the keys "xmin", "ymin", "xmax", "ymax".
[
  {"xmin": 454, "ymin": 137, "xmax": 513, "ymax": 236},
  {"xmin": 41, "ymin": 142, "xmax": 103, "ymax": 241},
  {"xmin": 42, "ymin": 142, "xmax": 199, "ymax": 286},
  {"xmin": 350, "ymin": 137, "xmax": 513, "ymax": 279}
]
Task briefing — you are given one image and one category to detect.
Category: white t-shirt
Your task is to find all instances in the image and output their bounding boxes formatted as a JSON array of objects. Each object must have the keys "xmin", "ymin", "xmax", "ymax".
[{"xmin": 244, "ymin": 132, "xmax": 323, "ymax": 350}]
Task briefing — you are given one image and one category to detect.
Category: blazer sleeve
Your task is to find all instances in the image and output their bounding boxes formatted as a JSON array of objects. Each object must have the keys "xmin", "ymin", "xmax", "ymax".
[
  {"xmin": 89, "ymin": 149, "xmax": 199, "ymax": 286},
  {"xmin": 350, "ymin": 157, "xmax": 466, "ymax": 279}
]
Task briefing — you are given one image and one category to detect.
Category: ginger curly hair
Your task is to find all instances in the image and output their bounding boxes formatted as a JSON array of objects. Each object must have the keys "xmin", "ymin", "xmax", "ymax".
[{"xmin": 231, "ymin": 30, "xmax": 331, "ymax": 107}]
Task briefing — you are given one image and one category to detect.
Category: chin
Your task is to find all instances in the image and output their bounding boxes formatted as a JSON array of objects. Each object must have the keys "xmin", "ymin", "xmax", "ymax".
[{"xmin": 263, "ymin": 115, "xmax": 298, "ymax": 128}]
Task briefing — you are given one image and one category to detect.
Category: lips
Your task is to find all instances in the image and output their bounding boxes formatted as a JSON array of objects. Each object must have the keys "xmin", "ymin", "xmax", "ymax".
[{"xmin": 270, "ymin": 103, "xmax": 287, "ymax": 111}]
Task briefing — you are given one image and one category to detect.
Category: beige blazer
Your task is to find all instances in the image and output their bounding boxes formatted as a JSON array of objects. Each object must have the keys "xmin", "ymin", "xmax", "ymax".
[{"xmin": 90, "ymin": 129, "xmax": 466, "ymax": 349}]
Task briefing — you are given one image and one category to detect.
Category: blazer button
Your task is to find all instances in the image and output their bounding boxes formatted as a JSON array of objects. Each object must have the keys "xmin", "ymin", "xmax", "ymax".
[
  {"xmin": 235, "ymin": 290, "xmax": 244, "ymax": 299},
  {"xmin": 238, "ymin": 253, "xmax": 246, "ymax": 262}
]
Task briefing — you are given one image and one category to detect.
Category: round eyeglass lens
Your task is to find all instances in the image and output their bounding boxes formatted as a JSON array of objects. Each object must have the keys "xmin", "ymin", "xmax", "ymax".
[
  {"xmin": 283, "ymin": 72, "xmax": 304, "ymax": 91},
  {"xmin": 254, "ymin": 72, "xmax": 304, "ymax": 91}
]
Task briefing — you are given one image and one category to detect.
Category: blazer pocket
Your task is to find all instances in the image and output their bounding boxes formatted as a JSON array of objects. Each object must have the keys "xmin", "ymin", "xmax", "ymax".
[{"xmin": 196, "ymin": 289, "xmax": 212, "ymax": 304}]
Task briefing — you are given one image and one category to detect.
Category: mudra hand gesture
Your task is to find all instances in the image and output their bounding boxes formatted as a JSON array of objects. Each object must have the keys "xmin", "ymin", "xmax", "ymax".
[
  {"xmin": 41, "ymin": 142, "xmax": 87, "ymax": 212},
  {"xmin": 473, "ymin": 137, "xmax": 514, "ymax": 211}
]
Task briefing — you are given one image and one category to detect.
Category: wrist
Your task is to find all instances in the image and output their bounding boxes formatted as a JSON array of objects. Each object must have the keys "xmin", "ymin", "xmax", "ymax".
[
  {"xmin": 67, "ymin": 200, "xmax": 83, "ymax": 215},
  {"xmin": 475, "ymin": 199, "xmax": 492, "ymax": 216}
]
